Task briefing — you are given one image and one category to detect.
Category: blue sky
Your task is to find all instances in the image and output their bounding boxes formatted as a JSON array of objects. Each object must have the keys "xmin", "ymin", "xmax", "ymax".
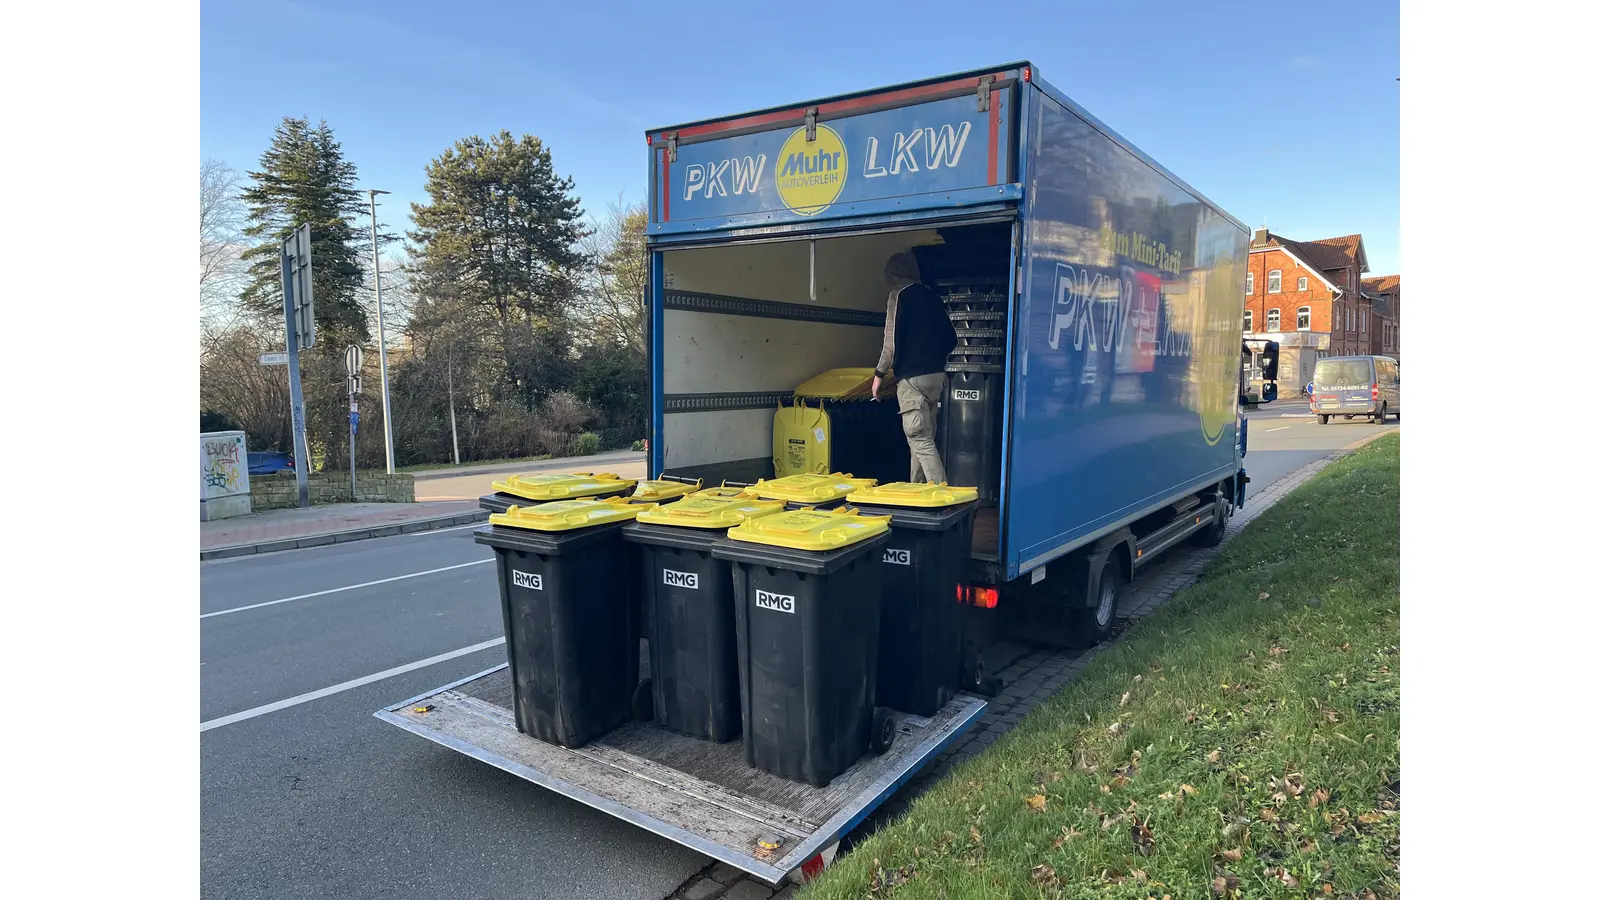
[{"xmin": 201, "ymin": 0, "xmax": 1399, "ymax": 273}]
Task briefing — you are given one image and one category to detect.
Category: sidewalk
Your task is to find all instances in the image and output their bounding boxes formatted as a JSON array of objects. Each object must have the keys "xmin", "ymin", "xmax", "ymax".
[
  {"xmin": 408, "ymin": 448, "xmax": 645, "ymax": 482},
  {"xmin": 200, "ymin": 500, "xmax": 487, "ymax": 561}
]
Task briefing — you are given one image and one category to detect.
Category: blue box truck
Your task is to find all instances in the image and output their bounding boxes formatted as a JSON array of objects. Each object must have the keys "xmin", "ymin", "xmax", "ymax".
[{"xmin": 378, "ymin": 62, "xmax": 1279, "ymax": 886}]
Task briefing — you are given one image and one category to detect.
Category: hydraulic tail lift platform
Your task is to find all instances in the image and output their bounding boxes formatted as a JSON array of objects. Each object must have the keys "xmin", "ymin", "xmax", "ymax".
[{"xmin": 377, "ymin": 664, "xmax": 984, "ymax": 883}]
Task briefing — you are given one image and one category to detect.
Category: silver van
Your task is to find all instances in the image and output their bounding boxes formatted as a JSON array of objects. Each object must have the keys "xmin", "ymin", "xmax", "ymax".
[{"xmin": 1312, "ymin": 355, "xmax": 1400, "ymax": 424}]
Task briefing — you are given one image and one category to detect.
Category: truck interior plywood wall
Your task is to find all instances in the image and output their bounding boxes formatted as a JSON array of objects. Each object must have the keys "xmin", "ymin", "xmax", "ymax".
[{"xmin": 660, "ymin": 223, "xmax": 1012, "ymax": 484}]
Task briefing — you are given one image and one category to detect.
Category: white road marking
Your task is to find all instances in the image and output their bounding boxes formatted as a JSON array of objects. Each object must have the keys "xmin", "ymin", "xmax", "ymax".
[
  {"xmin": 1264, "ymin": 426, "xmax": 1290, "ymax": 433},
  {"xmin": 200, "ymin": 638, "xmax": 506, "ymax": 732},
  {"xmin": 200, "ymin": 560, "xmax": 492, "ymax": 619}
]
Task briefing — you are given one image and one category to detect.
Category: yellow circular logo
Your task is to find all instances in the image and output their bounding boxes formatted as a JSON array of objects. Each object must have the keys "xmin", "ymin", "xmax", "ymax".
[
  {"xmin": 775, "ymin": 124, "xmax": 848, "ymax": 216},
  {"xmin": 1198, "ymin": 256, "xmax": 1240, "ymax": 446}
]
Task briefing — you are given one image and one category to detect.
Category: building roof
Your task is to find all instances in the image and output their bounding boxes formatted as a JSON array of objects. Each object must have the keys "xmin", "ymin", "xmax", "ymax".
[
  {"xmin": 1296, "ymin": 234, "xmax": 1368, "ymax": 273},
  {"xmin": 1362, "ymin": 274, "xmax": 1401, "ymax": 294},
  {"xmin": 1250, "ymin": 230, "xmax": 1345, "ymax": 294}
]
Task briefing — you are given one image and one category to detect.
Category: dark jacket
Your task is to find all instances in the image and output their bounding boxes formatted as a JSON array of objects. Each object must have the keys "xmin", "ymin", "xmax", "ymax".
[{"xmin": 875, "ymin": 282, "xmax": 956, "ymax": 380}]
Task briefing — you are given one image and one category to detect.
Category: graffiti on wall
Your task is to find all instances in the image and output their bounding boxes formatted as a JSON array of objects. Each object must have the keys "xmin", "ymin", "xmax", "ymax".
[{"xmin": 201, "ymin": 433, "xmax": 247, "ymax": 499}]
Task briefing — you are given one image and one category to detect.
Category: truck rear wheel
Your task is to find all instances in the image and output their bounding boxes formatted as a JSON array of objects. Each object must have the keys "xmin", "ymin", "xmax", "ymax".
[
  {"xmin": 1190, "ymin": 491, "xmax": 1229, "ymax": 548},
  {"xmin": 1065, "ymin": 555, "xmax": 1121, "ymax": 648},
  {"xmin": 1318, "ymin": 414, "xmax": 1330, "ymax": 424}
]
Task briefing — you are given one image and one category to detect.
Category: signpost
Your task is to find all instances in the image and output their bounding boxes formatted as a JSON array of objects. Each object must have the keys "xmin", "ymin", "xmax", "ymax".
[
  {"xmin": 258, "ymin": 352, "xmax": 289, "ymax": 366},
  {"xmin": 345, "ymin": 344, "xmax": 364, "ymax": 496},
  {"xmin": 280, "ymin": 224, "xmax": 314, "ymax": 509}
]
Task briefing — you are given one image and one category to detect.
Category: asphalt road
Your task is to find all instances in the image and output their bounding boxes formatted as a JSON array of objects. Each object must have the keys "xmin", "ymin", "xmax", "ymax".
[{"xmin": 201, "ymin": 407, "xmax": 1393, "ymax": 899}]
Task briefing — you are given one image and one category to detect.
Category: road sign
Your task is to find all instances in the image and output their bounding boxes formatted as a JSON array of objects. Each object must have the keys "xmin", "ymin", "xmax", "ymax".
[
  {"xmin": 345, "ymin": 344, "xmax": 363, "ymax": 377},
  {"xmin": 348, "ymin": 375, "xmax": 362, "ymax": 396},
  {"xmin": 350, "ymin": 401, "xmax": 359, "ymax": 413},
  {"xmin": 259, "ymin": 352, "xmax": 289, "ymax": 366},
  {"xmin": 283, "ymin": 224, "xmax": 315, "ymax": 350}
]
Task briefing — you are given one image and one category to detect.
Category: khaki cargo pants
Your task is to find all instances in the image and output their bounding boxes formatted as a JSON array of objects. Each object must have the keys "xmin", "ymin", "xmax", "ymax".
[{"xmin": 896, "ymin": 373, "xmax": 948, "ymax": 484}]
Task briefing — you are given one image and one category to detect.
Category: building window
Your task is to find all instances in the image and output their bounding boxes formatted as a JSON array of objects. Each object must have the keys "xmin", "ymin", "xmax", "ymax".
[
  {"xmin": 1346, "ymin": 308, "xmax": 1355, "ymax": 331},
  {"xmin": 1297, "ymin": 307, "xmax": 1311, "ymax": 331},
  {"xmin": 1246, "ymin": 272, "xmax": 1254, "ymax": 295},
  {"xmin": 1360, "ymin": 309, "xmax": 1367, "ymax": 333},
  {"xmin": 1243, "ymin": 310, "xmax": 1253, "ymax": 332},
  {"xmin": 1268, "ymin": 270, "xmax": 1282, "ymax": 293},
  {"xmin": 1297, "ymin": 276, "xmax": 1308, "ymax": 291},
  {"xmin": 1266, "ymin": 308, "xmax": 1281, "ymax": 331}
]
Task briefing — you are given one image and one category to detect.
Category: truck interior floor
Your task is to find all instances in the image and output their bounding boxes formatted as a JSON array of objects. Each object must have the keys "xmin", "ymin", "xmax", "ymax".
[{"xmin": 971, "ymin": 507, "xmax": 999, "ymax": 561}]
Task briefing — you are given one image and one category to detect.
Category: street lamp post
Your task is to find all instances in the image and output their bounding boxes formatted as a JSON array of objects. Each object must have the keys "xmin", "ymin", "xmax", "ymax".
[{"xmin": 368, "ymin": 188, "xmax": 396, "ymax": 474}]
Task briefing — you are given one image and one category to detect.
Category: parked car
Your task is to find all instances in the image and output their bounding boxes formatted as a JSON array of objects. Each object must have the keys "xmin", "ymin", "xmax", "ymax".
[
  {"xmin": 1312, "ymin": 355, "xmax": 1400, "ymax": 424},
  {"xmin": 247, "ymin": 451, "xmax": 295, "ymax": 475}
]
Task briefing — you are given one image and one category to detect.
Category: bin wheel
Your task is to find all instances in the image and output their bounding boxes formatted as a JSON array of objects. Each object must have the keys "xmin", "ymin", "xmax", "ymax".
[
  {"xmin": 870, "ymin": 708, "xmax": 896, "ymax": 755},
  {"xmin": 631, "ymin": 679, "xmax": 654, "ymax": 722}
]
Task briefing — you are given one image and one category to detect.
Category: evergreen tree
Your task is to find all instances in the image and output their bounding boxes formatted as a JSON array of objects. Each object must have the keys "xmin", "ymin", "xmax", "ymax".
[
  {"xmin": 409, "ymin": 131, "xmax": 587, "ymax": 409},
  {"xmin": 239, "ymin": 117, "xmax": 371, "ymax": 345}
]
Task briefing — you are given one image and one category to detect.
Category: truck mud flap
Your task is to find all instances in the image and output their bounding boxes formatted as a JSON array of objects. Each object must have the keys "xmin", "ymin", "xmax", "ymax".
[{"xmin": 376, "ymin": 664, "xmax": 985, "ymax": 885}]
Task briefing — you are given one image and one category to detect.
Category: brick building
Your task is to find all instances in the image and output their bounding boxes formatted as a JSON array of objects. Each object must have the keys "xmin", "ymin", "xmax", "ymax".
[
  {"xmin": 1244, "ymin": 229, "xmax": 1382, "ymax": 387},
  {"xmin": 1361, "ymin": 274, "xmax": 1401, "ymax": 364}
]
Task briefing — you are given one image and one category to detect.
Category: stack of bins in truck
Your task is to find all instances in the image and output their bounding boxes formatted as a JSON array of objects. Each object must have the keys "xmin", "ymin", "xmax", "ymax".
[{"xmin": 937, "ymin": 280, "xmax": 1008, "ymax": 507}]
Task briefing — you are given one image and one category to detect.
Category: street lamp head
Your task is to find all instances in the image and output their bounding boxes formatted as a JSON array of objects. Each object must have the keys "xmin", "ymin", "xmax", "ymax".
[{"xmin": 368, "ymin": 188, "xmax": 391, "ymax": 198}]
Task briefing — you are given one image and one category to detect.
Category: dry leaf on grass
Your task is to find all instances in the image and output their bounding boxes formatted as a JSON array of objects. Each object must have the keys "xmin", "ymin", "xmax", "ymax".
[
  {"xmin": 1050, "ymin": 826, "xmax": 1082, "ymax": 849},
  {"xmin": 1269, "ymin": 647, "xmax": 1287, "ymax": 656},
  {"xmin": 1025, "ymin": 794, "xmax": 1047, "ymax": 812},
  {"xmin": 1131, "ymin": 817, "xmax": 1156, "ymax": 855},
  {"xmin": 1108, "ymin": 720, "xmax": 1128, "ymax": 736},
  {"xmin": 1220, "ymin": 848, "xmax": 1243, "ymax": 862},
  {"xmin": 1031, "ymin": 863, "xmax": 1058, "ymax": 887},
  {"xmin": 1272, "ymin": 867, "xmax": 1300, "ymax": 888},
  {"xmin": 1120, "ymin": 691, "xmax": 1131, "ymax": 707},
  {"xmin": 1258, "ymin": 592, "xmax": 1271, "ymax": 600},
  {"xmin": 1181, "ymin": 784, "xmax": 1198, "ymax": 796},
  {"xmin": 968, "ymin": 827, "xmax": 982, "ymax": 845},
  {"xmin": 1310, "ymin": 789, "xmax": 1330, "ymax": 807},
  {"xmin": 1212, "ymin": 873, "xmax": 1239, "ymax": 895},
  {"xmin": 1207, "ymin": 749, "xmax": 1222, "ymax": 763}
]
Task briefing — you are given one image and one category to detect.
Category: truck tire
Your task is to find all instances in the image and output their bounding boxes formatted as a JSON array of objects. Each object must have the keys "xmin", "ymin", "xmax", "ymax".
[
  {"xmin": 1318, "ymin": 415, "xmax": 1330, "ymax": 425},
  {"xmin": 1065, "ymin": 555, "xmax": 1121, "ymax": 648},
  {"xmin": 870, "ymin": 708, "xmax": 896, "ymax": 754},
  {"xmin": 1190, "ymin": 492, "xmax": 1229, "ymax": 548},
  {"xmin": 1374, "ymin": 403, "xmax": 1388, "ymax": 424}
]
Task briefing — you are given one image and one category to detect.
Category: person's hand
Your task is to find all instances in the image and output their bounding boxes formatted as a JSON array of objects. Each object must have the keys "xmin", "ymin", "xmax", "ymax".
[{"xmin": 871, "ymin": 375, "xmax": 882, "ymax": 400}]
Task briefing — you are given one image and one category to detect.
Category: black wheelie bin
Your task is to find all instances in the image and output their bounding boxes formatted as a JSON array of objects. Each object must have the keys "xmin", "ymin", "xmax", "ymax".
[
  {"xmin": 849, "ymin": 482, "xmax": 980, "ymax": 717},
  {"xmin": 712, "ymin": 507, "xmax": 897, "ymax": 787},
  {"xmin": 478, "ymin": 471, "xmax": 636, "ymax": 515},
  {"xmin": 474, "ymin": 496, "xmax": 657, "ymax": 748},
  {"xmin": 621, "ymin": 492, "xmax": 787, "ymax": 741}
]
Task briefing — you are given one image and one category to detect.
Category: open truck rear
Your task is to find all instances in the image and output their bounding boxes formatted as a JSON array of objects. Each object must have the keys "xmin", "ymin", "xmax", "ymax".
[{"xmin": 379, "ymin": 61, "xmax": 1275, "ymax": 887}]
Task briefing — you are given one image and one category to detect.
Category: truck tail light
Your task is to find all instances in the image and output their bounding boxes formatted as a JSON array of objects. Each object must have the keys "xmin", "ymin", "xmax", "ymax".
[
  {"xmin": 1372, "ymin": 385, "xmax": 1380, "ymax": 400},
  {"xmin": 957, "ymin": 583, "xmax": 999, "ymax": 609}
]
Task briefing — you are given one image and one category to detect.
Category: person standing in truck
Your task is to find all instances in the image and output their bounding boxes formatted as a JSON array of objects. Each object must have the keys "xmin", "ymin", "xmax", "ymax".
[{"xmin": 871, "ymin": 251, "xmax": 958, "ymax": 483}]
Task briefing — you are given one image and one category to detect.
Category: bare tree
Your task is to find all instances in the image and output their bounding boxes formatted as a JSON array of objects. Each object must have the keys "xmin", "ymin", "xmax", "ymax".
[
  {"xmin": 201, "ymin": 159, "xmax": 247, "ymax": 326},
  {"xmin": 576, "ymin": 196, "xmax": 648, "ymax": 353}
]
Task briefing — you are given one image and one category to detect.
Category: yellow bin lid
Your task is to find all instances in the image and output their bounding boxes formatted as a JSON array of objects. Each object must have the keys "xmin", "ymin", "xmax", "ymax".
[
  {"xmin": 690, "ymin": 484, "xmax": 754, "ymax": 500},
  {"xmin": 849, "ymin": 482, "xmax": 980, "ymax": 508},
  {"xmin": 636, "ymin": 493, "xmax": 787, "ymax": 529},
  {"xmin": 491, "ymin": 471, "xmax": 636, "ymax": 501},
  {"xmin": 630, "ymin": 478, "xmax": 703, "ymax": 502},
  {"xmin": 752, "ymin": 473, "xmax": 877, "ymax": 504},
  {"xmin": 726, "ymin": 507, "xmax": 891, "ymax": 551},
  {"xmin": 794, "ymin": 368, "xmax": 878, "ymax": 399},
  {"xmin": 489, "ymin": 496, "xmax": 656, "ymax": 532}
]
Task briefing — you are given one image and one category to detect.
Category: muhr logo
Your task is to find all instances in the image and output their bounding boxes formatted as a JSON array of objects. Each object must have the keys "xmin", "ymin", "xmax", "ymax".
[
  {"xmin": 755, "ymin": 589, "xmax": 796, "ymax": 614},
  {"xmin": 775, "ymin": 124, "xmax": 847, "ymax": 216}
]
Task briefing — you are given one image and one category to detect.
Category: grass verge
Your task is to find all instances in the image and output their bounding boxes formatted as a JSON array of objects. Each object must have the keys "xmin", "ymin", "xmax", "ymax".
[{"xmin": 804, "ymin": 435, "xmax": 1400, "ymax": 900}]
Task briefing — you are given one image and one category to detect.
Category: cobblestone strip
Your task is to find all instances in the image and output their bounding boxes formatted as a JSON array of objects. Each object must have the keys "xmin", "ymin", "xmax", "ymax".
[{"xmin": 668, "ymin": 431, "xmax": 1393, "ymax": 898}]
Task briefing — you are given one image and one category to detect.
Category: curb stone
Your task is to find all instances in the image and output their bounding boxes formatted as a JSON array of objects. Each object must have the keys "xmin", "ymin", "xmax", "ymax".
[
  {"xmin": 199, "ymin": 509, "xmax": 489, "ymax": 561},
  {"xmin": 664, "ymin": 429, "xmax": 1396, "ymax": 899}
]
